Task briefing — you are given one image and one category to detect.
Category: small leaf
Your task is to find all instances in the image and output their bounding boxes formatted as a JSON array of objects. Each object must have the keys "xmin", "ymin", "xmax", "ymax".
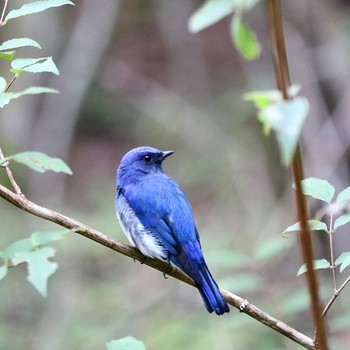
[
  {"xmin": 297, "ymin": 259, "xmax": 330, "ymax": 276},
  {"xmin": 5, "ymin": 0, "xmax": 74, "ymax": 22},
  {"xmin": 31, "ymin": 229, "xmax": 70, "ymax": 247},
  {"xmin": 188, "ymin": 0, "xmax": 237, "ymax": 33},
  {"xmin": 231, "ymin": 13, "xmax": 260, "ymax": 60},
  {"xmin": 0, "ymin": 87, "xmax": 58, "ymax": 108},
  {"xmin": 336, "ymin": 186, "xmax": 350, "ymax": 204},
  {"xmin": 12, "ymin": 246, "xmax": 58, "ymax": 297},
  {"xmin": 335, "ymin": 252, "xmax": 350, "ymax": 273},
  {"xmin": 296, "ymin": 177, "xmax": 335, "ymax": 203},
  {"xmin": 334, "ymin": 214, "xmax": 350, "ymax": 230},
  {"xmin": 0, "ymin": 51, "xmax": 15, "ymax": 61},
  {"xmin": 3, "ymin": 238, "xmax": 33, "ymax": 260},
  {"xmin": 11, "ymin": 57, "xmax": 59, "ymax": 75},
  {"xmin": 0, "ymin": 38, "xmax": 41, "ymax": 51},
  {"xmin": 262, "ymin": 97, "xmax": 309, "ymax": 166},
  {"xmin": 106, "ymin": 337, "xmax": 146, "ymax": 350},
  {"xmin": 0, "ymin": 77, "xmax": 7, "ymax": 92},
  {"xmin": 10, "ymin": 151, "xmax": 72, "ymax": 174},
  {"xmin": 283, "ymin": 220, "xmax": 328, "ymax": 234}
]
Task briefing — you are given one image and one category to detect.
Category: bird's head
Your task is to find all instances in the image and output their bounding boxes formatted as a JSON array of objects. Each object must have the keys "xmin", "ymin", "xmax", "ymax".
[{"xmin": 117, "ymin": 146, "xmax": 174, "ymax": 185}]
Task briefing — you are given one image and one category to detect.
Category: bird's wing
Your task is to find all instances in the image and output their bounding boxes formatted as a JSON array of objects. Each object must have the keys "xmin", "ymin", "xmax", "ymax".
[{"xmin": 122, "ymin": 174, "xmax": 200, "ymax": 258}]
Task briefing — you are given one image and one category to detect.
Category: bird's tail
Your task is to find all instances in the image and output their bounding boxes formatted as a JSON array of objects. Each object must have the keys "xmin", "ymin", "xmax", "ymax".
[{"xmin": 196, "ymin": 263, "xmax": 230, "ymax": 315}]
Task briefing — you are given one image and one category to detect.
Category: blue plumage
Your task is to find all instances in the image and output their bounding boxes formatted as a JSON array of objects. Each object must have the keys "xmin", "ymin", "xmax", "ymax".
[{"xmin": 115, "ymin": 146, "xmax": 229, "ymax": 315}]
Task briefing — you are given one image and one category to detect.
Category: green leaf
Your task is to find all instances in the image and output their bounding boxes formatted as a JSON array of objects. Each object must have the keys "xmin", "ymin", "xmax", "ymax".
[
  {"xmin": 11, "ymin": 57, "xmax": 59, "ymax": 75},
  {"xmin": 336, "ymin": 186, "xmax": 350, "ymax": 204},
  {"xmin": 283, "ymin": 220, "xmax": 328, "ymax": 234},
  {"xmin": 244, "ymin": 85, "xmax": 301, "ymax": 109},
  {"xmin": 255, "ymin": 236, "xmax": 292, "ymax": 261},
  {"xmin": 262, "ymin": 97, "xmax": 309, "ymax": 166},
  {"xmin": 106, "ymin": 337, "xmax": 146, "ymax": 350},
  {"xmin": 296, "ymin": 177, "xmax": 335, "ymax": 203},
  {"xmin": 0, "ymin": 87, "xmax": 58, "ymax": 108},
  {"xmin": 0, "ymin": 51, "xmax": 15, "ymax": 61},
  {"xmin": 5, "ymin": 0, "xmax": 75, "ymax": 22},
  {"xmin": 3, "ymin": 238, "xmax": 33, "ymax": 260},
  {"xmin": 188, "ymin": 0, "xmax": 237, "ymax": 33},
  {"xmin": 334, "ymin": 214, "xmax": 350, "ymax": 230},
  {"xmin": 231, "ymin": 13, "xmax": 260, "ymax": 60},
  {"xmin": 10, "ymin": 151, "xmax": 72, "ymax": 174},
  {"xmin": 31, "ymin": 229, "xmax": 70, "ymax": 247},
  {"xmin": 297, "ymin": 259, "xmax": 330, "ymax": 276},
  {"xmin": 12, "ymin": 247, "xmax": 57, "ymax": 297},
  {"xmin": 0, "ymin": 77, "xmax": 7, "ymax": 92},
  {"xmin": 0, "ymin": 38, "xmax": 41, "ymax": 51},
  {"xmin": 335, "ymin": 252, "xmax": 350, "ymax": 273}
]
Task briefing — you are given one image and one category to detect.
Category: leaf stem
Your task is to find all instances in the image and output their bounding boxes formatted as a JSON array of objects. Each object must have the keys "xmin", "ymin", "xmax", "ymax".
[
  {"xmin": 0, "ymin": 0, "xmax": 8, "ymax": 26},
  {"xmin": 0, "ymin": 148, "xmax": 23, "ymax": 195},
  {"xmin": 5, "ymin": 74, "xmax": 18, "ymax": 92},
  {"xmin": 328, "ymin": 213, "xmax": 337, "ymax": 292}
]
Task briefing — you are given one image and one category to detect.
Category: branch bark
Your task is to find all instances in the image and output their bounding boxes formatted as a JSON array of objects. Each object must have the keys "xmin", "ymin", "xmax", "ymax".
[
  {"xmin": 0, "ymin": 183, "xmax": 315, "ymax": 349},
  {"xmin": 266, "ymin": 1, "xmax": 328, "ymax": 348}
]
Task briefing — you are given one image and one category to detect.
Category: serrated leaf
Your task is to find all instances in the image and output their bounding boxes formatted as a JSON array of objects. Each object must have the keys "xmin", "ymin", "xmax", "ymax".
[
  {"xmin": 31, "ymin": 229, "xmax": 70, "ymax": 247},
  {"xmin": 0, "ymin": 38, "xmax": 41, "ymax": 51},
  {"xmin": 10, "ymin": 151, "xmax": 72, "ymax": 174},
  {"xmin": 12, "ymin": 246, "xmax": 57, "ymax": 297},
  {"xmin": 297, "ymin": 259, "xmax": 330, "ymax": 276},
  {"xmin": 0, "ymin": 265, "xmax": 7, "ymax": 280},
  {"xmin": 231, "ymin": 13, "xmax": 260, "ymax": 60},
  {"xmin": 188, "ymin": 0, "xmax": 237, "ymax": 33},
  {"xmin": 335, "ymin": 252, "xmax": 350, "ymax": 273},
  {"xmin": 334, "ymin": 214, "xmax": 350, "ymax": 230},
  {"xmin": 11, "ymin": 57, "xmax": 59, "ymax": 75},
  {"xmin": 3, "ymin": 238, "xmax": 33, "ymax": 260},
  {"xmin": 255, "ymin": 236, "xmax": 292, "ymax": 261},
  {"xmin": 5, "ymin": 0, "xmax": 74, "ymax": 22},
  {"xmin": 336, "ymin": 186, "xmax": 350, "ymax": 204},
  {"xmin": 106, "ymin": 337, "xmax": 146, "ymax": 350},
  {"xmin": 296, "ymin": 177, "xmax": 335, "ymax": 203},
  {"xmin": 283, "ymin": 220, "xmax": 328, "ymax": 234},
  {"xmin": 0, "ymin": 87, "xmax": 58, "ymax": 108},
  {"xmin": 0, "ymin": 51, "xmax": 15, "ymax": 61},
  {"xmin": 262, "ymin": 97, "xmax": 309, "ymax": 166}
]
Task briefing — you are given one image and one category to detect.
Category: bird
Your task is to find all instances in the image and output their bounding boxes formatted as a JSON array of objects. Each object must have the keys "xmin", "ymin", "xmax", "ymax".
[{"xmin": 115, "ymin": 146, "xmax": 229, "ymax": 315}]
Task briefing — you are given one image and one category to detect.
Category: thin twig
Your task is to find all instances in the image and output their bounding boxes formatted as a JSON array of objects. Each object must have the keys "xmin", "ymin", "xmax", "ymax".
[
  {"xmin": 328, "ymin": 213, "xmax": 337, "ymax": 292},
  {"xmin": 4, "ymin": 74, "xmax": 18, "ymax": 92},
  {"xmin": 0, "ymin": 183, "xmax": 315, "ymax": 349},
  {"xmin": 0, "ymin": 0, "xmax": 8, "ymax": 26},
  {"xmin": 266, "ymin": 1, "xmax": 328, "ymax": 349},
  {"xmin": 0, "ymin": 148, "xmax": 23, "ymax": 195},
  {"xmin": 322, "ymin": 274, "xmax": 350, "ymax": 318}
]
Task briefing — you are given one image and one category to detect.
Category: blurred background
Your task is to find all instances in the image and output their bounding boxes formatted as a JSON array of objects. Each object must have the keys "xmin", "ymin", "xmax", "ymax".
[{"xmin": 1, "ymin": 0, "xmax": 350, "ymax": 349}]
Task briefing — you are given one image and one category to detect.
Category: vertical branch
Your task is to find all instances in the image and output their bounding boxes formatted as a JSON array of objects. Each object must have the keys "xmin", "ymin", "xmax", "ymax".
[{"xmin": 265, "ymin": 1, "xmax": 328, "ymax": 349}]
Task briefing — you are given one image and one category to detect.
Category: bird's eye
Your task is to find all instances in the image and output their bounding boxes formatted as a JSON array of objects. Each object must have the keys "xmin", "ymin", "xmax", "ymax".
[{"xmin": 143, "ymin": 155, "xmax": 153, "ymax": 163}]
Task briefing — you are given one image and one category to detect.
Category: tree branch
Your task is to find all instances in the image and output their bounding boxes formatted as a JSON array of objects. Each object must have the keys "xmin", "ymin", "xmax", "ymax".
[
  {"xmin": 0, "ymin": 182, "xmax": 315, "ymax": 349},
  {"xmin": 266, "ymin": 1, "xmax": 328, "ymax": 348}
]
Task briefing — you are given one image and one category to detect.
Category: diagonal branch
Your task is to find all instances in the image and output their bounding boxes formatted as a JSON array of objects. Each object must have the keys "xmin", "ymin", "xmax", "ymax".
[{"xmin": 0, "ymin": 182, "xmax": 315, "ymax": 349}]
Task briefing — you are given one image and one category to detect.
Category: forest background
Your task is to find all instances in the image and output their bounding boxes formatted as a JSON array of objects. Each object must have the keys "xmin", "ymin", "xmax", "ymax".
[{"xmin": 1, "ymin": 1, "xmax": 350, "ymax": 349}]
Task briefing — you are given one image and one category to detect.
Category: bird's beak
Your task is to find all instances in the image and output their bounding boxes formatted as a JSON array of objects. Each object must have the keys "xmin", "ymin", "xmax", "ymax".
[{"xmin": 161, "ymin": 150, "xmax": 174, "ymax": 160}]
